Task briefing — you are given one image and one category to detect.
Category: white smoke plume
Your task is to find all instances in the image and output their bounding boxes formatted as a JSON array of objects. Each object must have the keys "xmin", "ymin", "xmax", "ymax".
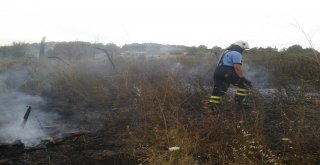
[{"xmin": 0, "ymin": 68, "xmax": 59, "ymax": 147}]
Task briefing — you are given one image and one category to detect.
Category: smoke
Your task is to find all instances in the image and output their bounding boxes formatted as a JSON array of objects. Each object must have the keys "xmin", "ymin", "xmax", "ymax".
[
  {"xmin": 0, "ymin": 68, "xmax": 59, "ymax": 147},
  {"xmin": 244, "ymin": 65, "xmax": 271, "ymax": 89}
]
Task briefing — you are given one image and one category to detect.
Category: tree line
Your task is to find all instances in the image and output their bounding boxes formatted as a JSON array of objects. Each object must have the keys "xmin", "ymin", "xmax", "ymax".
[{"xmin": 0, "ymin": 41, "xmax": 318, "ymax": 59}]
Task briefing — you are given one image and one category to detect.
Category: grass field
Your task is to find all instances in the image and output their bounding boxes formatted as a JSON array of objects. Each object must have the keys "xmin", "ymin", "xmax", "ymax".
[{"xmin": 0, "ymin": 51, "xmax": 319, "ymax": 164}]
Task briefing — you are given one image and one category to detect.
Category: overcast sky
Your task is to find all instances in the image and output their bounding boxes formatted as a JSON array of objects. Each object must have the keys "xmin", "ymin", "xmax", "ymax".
[{"xmin": 1, "ymin": 0, "xmax": 320, "ymax": 49}]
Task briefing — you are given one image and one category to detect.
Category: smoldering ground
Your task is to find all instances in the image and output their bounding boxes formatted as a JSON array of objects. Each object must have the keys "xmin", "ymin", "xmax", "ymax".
[{"xmin": 0, "ymin": 68, "xmax": 59, "ymax": 147}]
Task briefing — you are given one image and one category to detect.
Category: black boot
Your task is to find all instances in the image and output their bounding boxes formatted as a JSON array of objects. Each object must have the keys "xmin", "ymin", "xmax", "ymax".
[
  {"xmin": 235, "ymin": 95, "xmax": 245, "ymax": 105},
  {"xmin": 209, "ymin": 96, "xmax": 221, "ymax": 116},
  {"xmin": 235, "ymin": 88, "xmax": 249, "ymax": 105}
]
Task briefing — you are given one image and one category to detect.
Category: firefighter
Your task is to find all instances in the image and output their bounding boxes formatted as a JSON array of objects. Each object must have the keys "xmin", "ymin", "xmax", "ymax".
[{"xmin": 209, "ymin": 40, "xmax": 252, "ymax": 108}]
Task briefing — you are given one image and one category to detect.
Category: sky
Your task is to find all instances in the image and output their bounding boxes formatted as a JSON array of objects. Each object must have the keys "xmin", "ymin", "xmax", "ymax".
[{"xmin": 1, "ymin": 0, "xmax": 320, "ymax": 49}]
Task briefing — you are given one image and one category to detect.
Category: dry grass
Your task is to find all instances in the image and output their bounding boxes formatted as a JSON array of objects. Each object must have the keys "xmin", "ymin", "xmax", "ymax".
[
  {"xmin": 245, "ymin": 51, "xmax": 320, "ymax": 90},
  {"xmin": 1, "ymin": 53, "xmax": 319, "ymax": 164}
]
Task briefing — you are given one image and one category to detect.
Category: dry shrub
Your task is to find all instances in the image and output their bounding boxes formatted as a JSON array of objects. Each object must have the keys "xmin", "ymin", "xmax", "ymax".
[{"xmin": 245, "ymin": 52, "xmax": 320, "ymax": 90}]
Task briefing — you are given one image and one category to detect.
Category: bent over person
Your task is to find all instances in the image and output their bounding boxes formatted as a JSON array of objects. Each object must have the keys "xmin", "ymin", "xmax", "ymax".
[{"xmin": 209, "ymin": 40, "xmax": 252, "ymax": 108}]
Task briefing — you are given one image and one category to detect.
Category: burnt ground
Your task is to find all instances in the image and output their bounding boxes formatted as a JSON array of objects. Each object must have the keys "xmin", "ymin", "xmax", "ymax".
[
  {"xmin": 1, "ymin": 92, "xmax": 320, "ymax": 165},
  {"xmin": 0, "ymin": 126, "xmax": 136, "ymax": 165},
  {"xmin": 0, "ymin": 102, "xmax": 139, "ymax": 165}
]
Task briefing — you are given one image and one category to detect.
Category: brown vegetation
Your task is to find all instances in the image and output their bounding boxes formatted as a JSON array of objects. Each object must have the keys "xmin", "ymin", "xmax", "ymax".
[{"xmin": 0, "ymin": 49, "xmax": 319, "ymax": 164}]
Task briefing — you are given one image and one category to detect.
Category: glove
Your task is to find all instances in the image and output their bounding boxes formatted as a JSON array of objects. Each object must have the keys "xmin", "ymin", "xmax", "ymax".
[
  {"xmin": 243, "ymin": 77, "xmax": 252, "ymax": 88},
  {"xmin": 238, "ymin": 77, "xmax": 252, "ymax": 88}
]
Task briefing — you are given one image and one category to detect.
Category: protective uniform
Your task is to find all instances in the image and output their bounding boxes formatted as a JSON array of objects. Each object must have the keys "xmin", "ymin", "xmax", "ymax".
[{"xmin": 209, "ymin": 41, "xmax": 252, "ymax": 107}]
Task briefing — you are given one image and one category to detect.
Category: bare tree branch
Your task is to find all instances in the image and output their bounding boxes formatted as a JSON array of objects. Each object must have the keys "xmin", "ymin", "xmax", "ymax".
[{"xmin": 95, "ymin": 47, "xmax": 117, "ymax": 70}]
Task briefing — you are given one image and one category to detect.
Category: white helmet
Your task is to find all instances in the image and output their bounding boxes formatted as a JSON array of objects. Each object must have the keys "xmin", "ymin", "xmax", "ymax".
[{"xmin": 234, "ymin": 40, "xmax": 250, "ymax": 49}]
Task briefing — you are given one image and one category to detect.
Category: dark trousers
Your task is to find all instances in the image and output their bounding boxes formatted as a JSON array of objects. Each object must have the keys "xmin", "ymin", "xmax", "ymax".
[{"xmin": 212, "ymin": 66, "xmax": 247, "ymax": 96}]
